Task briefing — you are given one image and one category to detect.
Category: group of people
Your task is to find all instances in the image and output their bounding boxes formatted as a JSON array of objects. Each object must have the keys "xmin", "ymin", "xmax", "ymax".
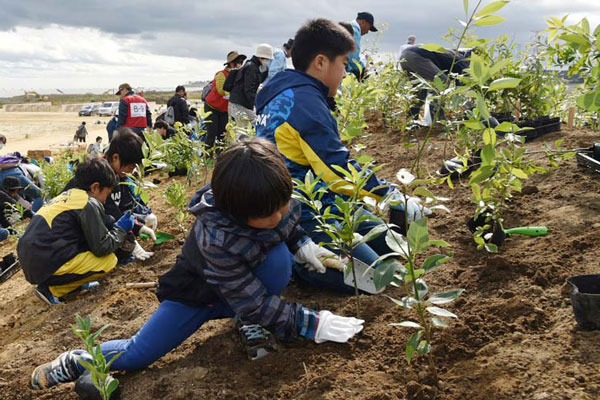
[{"xmin": 26, "ymin": 14, "xmax": 443, "ymax": 395}]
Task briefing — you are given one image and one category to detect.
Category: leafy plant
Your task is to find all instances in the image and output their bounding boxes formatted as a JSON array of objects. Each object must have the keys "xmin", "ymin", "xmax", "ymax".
[
  {"xmin": 336, "ymin": 74, "xmax": 382, "ymax": 144},
  {"xmin": 293, "ymin": 162, "xmax": 393, "ymax": 317},
  {"xmin": 71, "ymin": 315, "xmax": 122, "ymax": 400},
  {"xmin": 38, "ymin": 156, "xmax": 76, "ymax": 200},
  {"xmin": 372, "ymin": 169, "xmax": 460, "ymax": 385},
  {"xmin": 164, "ymin": 182, "xmax": 187, "ymax": 235}
]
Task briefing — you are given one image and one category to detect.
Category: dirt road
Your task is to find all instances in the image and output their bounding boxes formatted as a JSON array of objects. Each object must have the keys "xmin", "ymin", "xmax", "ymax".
[{"xmin": 0, "ymin": 111, "xmax": 113, "ymax": 154}]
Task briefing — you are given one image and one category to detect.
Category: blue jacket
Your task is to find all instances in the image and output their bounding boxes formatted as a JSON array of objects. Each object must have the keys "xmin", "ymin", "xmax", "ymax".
[
  {"xmin": 264, "ymin": 48, "xmax": 287, "ymax": 86},
  {"xmin": 347, "ymin": 20, "xmax": 364, "ymax": 75},
  {"xmin": 255, "ymin": 69, "xmax": 391, "ymax": 222}
]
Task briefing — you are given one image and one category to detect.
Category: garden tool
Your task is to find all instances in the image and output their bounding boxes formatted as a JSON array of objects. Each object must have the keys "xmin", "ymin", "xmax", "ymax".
[
  {"xmin": 0, "ymin": 254, "xmax": 19, "ymax": 285},
  {"xmin": 503, "ymin": 226, "xmax": 549, "ymax": 237}
]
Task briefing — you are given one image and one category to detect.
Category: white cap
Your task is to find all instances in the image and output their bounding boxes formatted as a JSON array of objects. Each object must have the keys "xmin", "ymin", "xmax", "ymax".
[{"xmin": 255, "ymin": 43, "xmax": 274, "ymax": 60}]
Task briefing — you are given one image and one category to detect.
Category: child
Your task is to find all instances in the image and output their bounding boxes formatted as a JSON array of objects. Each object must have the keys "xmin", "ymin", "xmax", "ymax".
[
  {"xmin": 255, "ymin": 19, "xmax": 429, "ymax": 293},
  {"xmin": 30, "ymin": 138, "xmax": 364, "ymax": 390},
  {"xmin": 87, "ymin": 136, "xmax": 103, "ymax": 155},
  {"xmin": 18, "ymin": 157, "xmax": 135, "ymax": 305},
  {"xmin": 75, "ymin": 121, "xmax": 88, "ymax": 143},
  {"xmin": 64, "ymin": 127, "xmax": 156, "ymax": 260},
  {"xmin": 0, "ymin": 176, "xmax": 34, "ymax": 233}
]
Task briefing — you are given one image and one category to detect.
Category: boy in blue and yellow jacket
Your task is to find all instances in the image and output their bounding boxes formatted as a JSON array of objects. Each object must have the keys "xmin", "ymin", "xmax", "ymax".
[{"xmin": 256, "ymin": 19, "xmax": 428, "ymax": 293}]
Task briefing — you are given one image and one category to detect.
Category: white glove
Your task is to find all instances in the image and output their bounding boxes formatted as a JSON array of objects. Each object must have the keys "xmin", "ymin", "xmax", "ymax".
[
  {"xmin": 314, "ymin": 310, "xmax": 364, "ymax": 344},
  {"xmin": 294, "ymin": 241, "xmax": 335, "ymax": 273},
  {"xmin": 139, "ymin": 225, "xmax": 157, "ymax": 242},
  {"xmin": 144, "ymin": 213, "xmax": 158, "ymax": 231},
  {"xmin": 133, "ymin": 240, "xmax": 154, "ymax": 261},
  {"xmin": 405, "ymin": 196, "xmax": 433, "ymax": 223}
]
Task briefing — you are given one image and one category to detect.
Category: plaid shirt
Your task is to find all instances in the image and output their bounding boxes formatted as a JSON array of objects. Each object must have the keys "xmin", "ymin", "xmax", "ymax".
[{"xmin": 160, "ymin": 186, "xmax": 319, "ymax": 341}]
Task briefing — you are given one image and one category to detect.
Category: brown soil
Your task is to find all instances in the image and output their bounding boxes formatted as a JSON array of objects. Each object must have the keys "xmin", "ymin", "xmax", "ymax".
[{"xmin": 1, "ymin": 120, "xmax": 600, "ymax": 399}]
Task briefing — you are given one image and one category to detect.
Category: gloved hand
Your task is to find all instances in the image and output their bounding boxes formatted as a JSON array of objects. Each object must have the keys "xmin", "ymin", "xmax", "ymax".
[
  {"xmin": 314, "ymin": 310, "xmax": 364, "ymax": 344},
  {"xmin": 133, "ymin": 240, "xmax": 154, "ymax": 261},
  {"xmin": 294, "ymin": 241, "xmax": 336, "ymax": 273},
  {"xmin": 139, "ymin": 225, "xmax": 157, "ymax": 242},
  {"xmin": 115, "ymin": 211, "xmax": 135, "ymax": 232},
  {"xmin": 389, "ymin": 191, "xmax": 432, "ymax": 223},
  {"xmin": 144, "ymin": 213, "xmax": 158, "ymax": 231}
]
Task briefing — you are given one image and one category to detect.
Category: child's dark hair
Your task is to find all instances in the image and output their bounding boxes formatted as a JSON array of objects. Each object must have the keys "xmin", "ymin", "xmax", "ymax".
[
  {"xmin": 292, "ymin": 18, "xmax": 355, "ymax": 71},
  {"xmin": 74, "ymin": 157, "xmax": 118, "ymax": 191},
  {"xmin": 96, "ymin": 136, "xmax": 102, "ymax": 142},
  {"xmin": 211, "ymin": 138, "xmax": 292, "ymax": 221},
  {"xmin": 338, "ymin": 22, "xmax": 354, "ymax": 36},
  {"xmin": 154, "ymin": 120, "xmax": 169, "ymax": 130},
  {"xmin": 105, "ymin": 127, "xmax": 143, "ymax": 166}
]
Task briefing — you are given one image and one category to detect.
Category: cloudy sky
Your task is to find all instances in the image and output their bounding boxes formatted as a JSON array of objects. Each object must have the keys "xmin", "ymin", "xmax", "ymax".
[{"xmin": 0, "ymin": 0, "xmax": 599, "ymax": 96}]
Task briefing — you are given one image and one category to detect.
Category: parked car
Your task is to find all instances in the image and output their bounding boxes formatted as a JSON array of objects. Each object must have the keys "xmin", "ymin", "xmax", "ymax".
[
  {"xmin": 98, "ymin": 102, "xmax": 119, "ymax": 116},
  {"xmin": 78, "ymin": 103, "xmax": 102, "ymax": 116},
  {"xmin": 78, "ymin": 105, "xmax": 93, "ymax": 116}
]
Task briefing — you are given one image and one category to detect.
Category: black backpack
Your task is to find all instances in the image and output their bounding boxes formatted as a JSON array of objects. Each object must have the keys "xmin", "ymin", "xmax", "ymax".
[
  {"xmin": 223, "ymin": 65, "xmax": 246, "ymax": 92},
  {"xmin": 201, "ymin": 81, "xmax": 213, "ymax": 101}
]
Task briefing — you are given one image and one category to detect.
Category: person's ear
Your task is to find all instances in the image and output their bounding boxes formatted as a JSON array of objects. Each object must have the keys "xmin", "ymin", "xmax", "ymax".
[
  {"xmin": 89, "ymin": 182, "xmax": 100, "ymax": 195},
  {"xmin": 314, "ymin": 54, "xmax": 328, "ymax": 71}
]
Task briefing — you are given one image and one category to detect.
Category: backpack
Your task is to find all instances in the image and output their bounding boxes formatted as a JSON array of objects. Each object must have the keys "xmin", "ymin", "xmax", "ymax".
[
  {"xmin": 223, "ymin": 65, "xmax": 246, "ymax": 92},
  {"xmin": 165, "ymin": 105, "xmax": 175, "ymax": 124},
  {"xmin": 201, "ymin": 81, "xmax": 213, "ymax": 101}
]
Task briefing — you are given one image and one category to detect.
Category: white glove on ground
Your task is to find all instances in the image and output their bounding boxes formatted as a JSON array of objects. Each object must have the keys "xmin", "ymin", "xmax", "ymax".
[
  {"xmin": 294, "ymin": 241, "xmax": 336, "ymax": 273},
  {"xmin": 139, "ymin": 225, "xmax": 157, "ymax": 242},
  {"xmin": 133, "ymin": 240, "xmax": 154, "ymax": 261},
  {"xmin": 144, "ymin": 213, "xmax": 158, "ymax": 231},
  {"xmin": 314, "ymin": 310, "xmax": 364, "ymax": 344}
]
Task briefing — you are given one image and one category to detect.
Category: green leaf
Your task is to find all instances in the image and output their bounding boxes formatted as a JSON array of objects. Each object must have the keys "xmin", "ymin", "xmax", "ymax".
[
  {"xmin": 475, "ymin": 1, "xmax": 508, "ymax": 18},
  {"xmin": 429, "ymin": 289, "xmax": 465, "ymax": 305},
  {"xmin": 419, "ymin": 43, "xmax": 449, "ymax": 53},
  {"xmin": 480, "ymin": 144, "xmax": 496, "ymax": 166},
  {"xmin": 407, "ymin": 218, "xmax": 429, "ymax": 254},
  {"xmin": 356, "ymin": 224, "xmax": 388, "ymax": 247},
  {"xmin": 405, "ymin": 331, "xmax": 422, "ymax": 364},
  {"xmin": 423, "ymin": 254, "xmax": 451, "ymax": 273},
  {"xmin": 426, "ymin": 306, "xmax": 458, "ymax": 318},
  {"xmin": 463, "ymin": 0, "xmax": 468, "ymax": 16},
  {"xmin": 488, "ymin": 77, "xmax": 521, "ymax": 91},
  {"xmin": 374, "ymin": 259, "xmax": 402, "ymax": 290},
  {"xmin": 412, "ymin": 186, "xmax": 436, "ymax": 200},
  {"xmin": 384, "ymin": 229, "xmax": 409, "ymax": 256},
  {"xmin": 428, "ymin": 239, "xmax": 451, "ymax": 248},
  {"xmin": 474, "ymin": 15, "xmax": 506, "ymax": 26},
  {"xmin": 482, "ymin": 128, "xmax": 496, "ymax": 146},
  {"xmin": 576, "ymin": 90, "xmax": 600, "ymax": 112},
  {"xmin": 432, "ymin": 317, "xmax": 449, "ymax": 328},
  {"xmin": 106, "ymin": 377, "xmax": 120, "ymax": 397},
  {"xmin": 391, "ymin": 321, "xmax": 422, "ymax": 329},
  {"xmin": 417, "ymin": 341, "xmax": 431, "ymax": 355},
  {"xmin": 559, "ymin": 33, "xmax": 590, "ymax": 46},
  {"xmin": 510, "ymin": 168, "xmax": 528, "ymax": 179}
]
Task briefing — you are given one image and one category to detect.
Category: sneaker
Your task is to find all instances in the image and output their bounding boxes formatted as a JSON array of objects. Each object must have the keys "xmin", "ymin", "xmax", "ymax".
[
  {"xmin": 79, "ymin": 281, "xmax": 100, "ymax": 291},
  {"xmin": 30, "ymin": 350, "xmax": 87, "ymax": 389},
  {"xmin": 34, "ymin": 284, "xmax": 63, "ymax": 305}
]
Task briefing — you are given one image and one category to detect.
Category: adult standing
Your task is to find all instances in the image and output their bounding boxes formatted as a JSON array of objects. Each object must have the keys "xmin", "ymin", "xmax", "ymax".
[
  {"xmin": 204, "ymin": 51, "xmax": 246, "ymax": 149},
  {"xmin": 115, "ymin": 83, "xmax": 152, "ymax": 136},
  {"xmin": 228, "ymin": 44, "xmax": 273, "ymax": 128},
  {"xmin": 167, "ymin": 86, "xmax": 190, "ymax": 126},
  {"xmin": 75, "ymin": 121, "xmax": 88, "ymax": 143},
  {"xmin": 264, "ymin": 39, "xmax": 293, "ymax": 86},
  {"xmin": 347, "ymin": 12, "xmax": 378, "ymax": 80}
]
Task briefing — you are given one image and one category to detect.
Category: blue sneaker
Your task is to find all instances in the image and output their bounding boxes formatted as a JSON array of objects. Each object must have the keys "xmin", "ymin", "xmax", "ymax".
[
  {"xmin": 79, "ymin": 281, "xmax": 100, "ymax": 290},
  {"xmin": 34, "ymin": 284, "xmax": 63, "ymax": 305},
  {"xmin": 31, "ymin": 350, "xmax": 88, "ymax": 389}
]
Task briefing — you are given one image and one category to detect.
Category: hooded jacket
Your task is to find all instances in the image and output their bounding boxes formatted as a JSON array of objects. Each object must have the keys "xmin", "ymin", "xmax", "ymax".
[
  {"xmin": 167, "ymin": 93, "xmax": 190, "ymax": 125},
  {"xmin": 255, "ymin": 69, "xmax": 392, "ymax": 222},
  {"xmin": 18, "ymin": 189, "xmax": 127, "ymax": 284},
  {"xmin": 228, "ymin": 56, "xmax": 267, "ymax": 110},
  {"xmin": 156, "ymin": 186, "xmax": 319, "ymax": 342}
]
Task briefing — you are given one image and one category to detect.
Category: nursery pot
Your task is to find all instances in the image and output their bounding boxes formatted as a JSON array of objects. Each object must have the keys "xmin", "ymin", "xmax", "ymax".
[
  {"xmin": 75, "ymin": 371, "xmax": 121, "ymax": 400},
  {"xmin": 389, "ymin": 208, "xmax": 407, "ymax": 236},
  {"xmin": 466, "ymin": 215, "xmax": 505, "ymax": 247},
  {"xmin": 566, "ymin": 274, "xmax": 600, "ymax": 331},
  {"xmin": 3, "ymin": 253, "xmax": 16, "ymax": 269}
]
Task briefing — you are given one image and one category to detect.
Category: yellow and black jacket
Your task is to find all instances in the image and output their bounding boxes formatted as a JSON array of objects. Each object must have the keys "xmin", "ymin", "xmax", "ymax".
[{"xmin": 18, "ymin": 189, "xmax": 127, "ymax": 284}]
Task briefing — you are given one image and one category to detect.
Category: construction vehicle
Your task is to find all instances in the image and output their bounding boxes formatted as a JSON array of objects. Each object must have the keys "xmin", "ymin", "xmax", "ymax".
[{"xmin": 23, "ymin": 91, "xmax": 49, "ymax": 102}]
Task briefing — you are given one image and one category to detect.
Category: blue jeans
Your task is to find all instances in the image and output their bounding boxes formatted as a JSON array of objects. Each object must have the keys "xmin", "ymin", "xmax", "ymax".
[
  {"xmin": 0, "ymin": 167, "xmax": 42, "ymax": 200},
  {"xmin": 90, "ymin": 241, "xmax": 294, "ymax": 372},
  {"xmin": 295, "ymin": 210, "xmax": 393, "ymax": 294},
  {"xmin": 0, "ymin": 228, "xmax": 8, "ymax": 241}
]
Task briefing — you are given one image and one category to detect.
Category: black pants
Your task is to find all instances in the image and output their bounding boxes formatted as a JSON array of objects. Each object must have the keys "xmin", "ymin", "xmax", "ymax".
[{"xmin": 204, "ymin": 104, "xmax": 228, "ymax": 149}]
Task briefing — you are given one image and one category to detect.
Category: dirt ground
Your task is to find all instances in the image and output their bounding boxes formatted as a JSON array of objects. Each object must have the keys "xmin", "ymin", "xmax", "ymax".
[
  {"xmin": 1, "ymin": 114, "xmax": 599, "ymax": 400},
  {"xmin": 0, "ymin": 111, "xmax": 113, "ymax": 154}
]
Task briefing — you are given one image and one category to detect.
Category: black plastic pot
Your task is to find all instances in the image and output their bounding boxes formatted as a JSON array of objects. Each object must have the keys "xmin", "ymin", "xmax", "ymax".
[
  {"xmin": 167, "ymin": 167, "xmax": 188, "ymax": 177},
  {"xmin": 491, "ymin": 112, "xmax": 513, "ymax": 123},
  {"xmin": 566, "ymin": 274, "xmax": 600, "ymax": 331},
  {"xmin": 515, "ymin": 116, "xmax": 561, "ymax": 142},
  {"xmin": 3, "ymin": 253, "xmax": 16, "ymax": 268},
  {"xmin": 389, "ymin": 208, "xmax": 407, "ymax": 236},
  {"xmin": 75, "ymin": 371, "xmax": 121, "ymax": 400},
  {"xmin": 466, "ymin": 214, "xmax": 505, "ymax": 247}
]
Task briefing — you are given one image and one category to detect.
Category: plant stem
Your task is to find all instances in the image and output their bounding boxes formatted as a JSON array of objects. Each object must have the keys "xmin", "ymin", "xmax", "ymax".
[{"xmin": 349, "ymin": 248, "xmax": 360, "ymax": 318}]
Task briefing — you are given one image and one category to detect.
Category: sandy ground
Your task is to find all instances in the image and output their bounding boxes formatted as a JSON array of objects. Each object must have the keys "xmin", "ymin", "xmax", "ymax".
[{"xmin": 0, "ymin": 111, "xmax": 113, "ymax": 155}]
